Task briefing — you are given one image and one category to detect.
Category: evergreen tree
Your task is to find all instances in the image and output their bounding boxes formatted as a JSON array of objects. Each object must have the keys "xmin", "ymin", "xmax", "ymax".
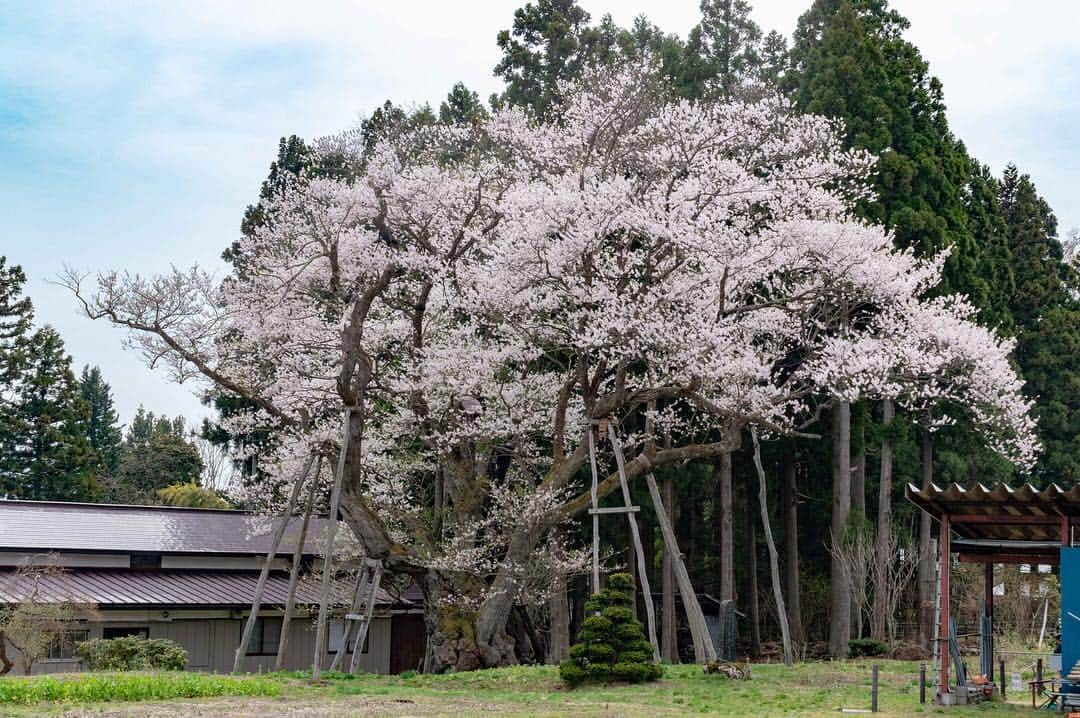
[
  {"xmin": 559, "ymin": 573, "xmax": 662, "ymax": 686},
  {"xmin": 0, "ymin": 258, "xmax": 33, "ymax": 388},
  {"xmin": 997, "ymin": 166, "xmax": 1080, "ymax": 484},
  {"xmin": 785, "ymin": 0, "xmax": 991, "ymax": 314},
  {"xmin": 696, "ymin": 0, "xmax": 763, "ymax": 97},
  {"xmin": 78, "ymin": 365, "xmax": 123, "ymax": 477},
  {"xmin": 493, "ymin": 0, "xmax": 618, "ymax": 119},
  {"xmin": 439, "ymin": 82, "xmax": 490, "ymax": 125},
  {"xmin": 105, "ymin": 407, "xmax": 204, "ymax": 504},
  {"xmin": 1, "ymin": 327, "xmax": 99, "ymax": 501}
]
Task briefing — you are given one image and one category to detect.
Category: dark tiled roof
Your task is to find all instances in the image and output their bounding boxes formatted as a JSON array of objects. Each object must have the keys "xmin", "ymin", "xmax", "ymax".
[
  {"xmin": 0, "ymin": 500, "xmax": 332, "ymax": 555},
  {"xmin": 0, "ymin": 569, "xmax": 398, "ymax": 607}
]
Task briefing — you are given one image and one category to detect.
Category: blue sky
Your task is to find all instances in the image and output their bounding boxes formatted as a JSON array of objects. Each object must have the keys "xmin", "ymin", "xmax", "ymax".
[{"xmin": 2, "ymin": 0, "xmax": 1078, "ymax": 428}]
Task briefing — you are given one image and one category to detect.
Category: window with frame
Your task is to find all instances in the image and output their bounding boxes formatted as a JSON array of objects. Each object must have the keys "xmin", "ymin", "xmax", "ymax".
[
  {"xmin": 245, "ymin": 617, "xmax": 282, "ymax": 655},
  {"xmin": 48, "ymin": 629, "xmax": 89, "ymax": 660},
  {"xmin": 103, "ymin": 626, "xmax": 149, "ymax": 640}
]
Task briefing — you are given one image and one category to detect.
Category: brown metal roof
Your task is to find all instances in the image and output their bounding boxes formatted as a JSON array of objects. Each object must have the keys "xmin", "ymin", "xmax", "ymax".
[
  {"xmin": 0, "ymin": 500, "xmax": 332, "ymax": 556},
  {"xmin": 0, "ymin": 569, "xmax": 399, "ymax": 608},
  {"xmin": 905, "ymin": 482, "xmax": 1078, "ymax": 543}
]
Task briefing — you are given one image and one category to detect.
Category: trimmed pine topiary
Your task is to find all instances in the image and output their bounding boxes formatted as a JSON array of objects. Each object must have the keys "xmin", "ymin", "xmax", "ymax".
[{"xmin": 559, "ymin": 572, "xmax": 662, "ymax": 687}]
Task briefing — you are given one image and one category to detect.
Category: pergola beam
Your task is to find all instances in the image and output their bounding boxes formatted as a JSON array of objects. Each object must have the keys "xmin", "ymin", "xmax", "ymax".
[{"xmin": 957, "ymin": 552, "xmax": 1059, "ymax": 565}]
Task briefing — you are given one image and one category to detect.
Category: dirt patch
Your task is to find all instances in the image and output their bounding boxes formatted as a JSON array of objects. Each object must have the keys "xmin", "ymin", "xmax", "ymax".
[{"xmin": 55, "ymin": 695, "xmax": 514, "ymax": 718}]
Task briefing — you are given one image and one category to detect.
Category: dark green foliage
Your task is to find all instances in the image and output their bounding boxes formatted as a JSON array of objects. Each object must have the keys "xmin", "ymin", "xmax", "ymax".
[
  {"xmin": 78, "ymin": 365, "xmax": 123, "ymax": 476},
  {"xmin": 696, "ymin": 0, "xmax": 763, "ymax": 97},
  {"xmin": 493, "ymin": 0, "xmax": 617, "ymax": 120},
  {"xmin": 0, "ymin": 257, "xmax": 33, "ymax": 387},
  {"xmin": 439, "ymin": 83, "xmax": 490, "ymax": 126},
  {"xmin": 560, "ymin": 573, "xmax": 661, "ymax": 687},
  {"xmin": 996, "ymin": 166, "xmax": 1080, "ymax": 484},
  {"xmin": 786, "ymin": 1, "xmax": 990, "ymax": 314},
  {"xmin": 104, "ymin": 407, "xmax": 204, "ymax": 505},
  {"xmin": 0, "ymin": 326, "xmax": 100, "ymax": 501},
  {"xmin": 76, "ymin": 636, "xmax": 188, "ymax": 671},
  {"xmin": 847, "ymin": 637, "xmax": 888, "ymax": 657}
]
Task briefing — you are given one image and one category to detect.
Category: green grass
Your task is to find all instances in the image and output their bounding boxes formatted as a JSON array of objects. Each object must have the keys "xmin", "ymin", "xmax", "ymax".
[
  {"xmin": 325, "ymin": 660, "xmax": 1031, "ymax": 716},
  {"xmin": 0, "ymin": 660, "xmax": 1040, "ymax": 716},
  {"xmin": 0, "ymin": 671, "xmax": 282, "ymax": 705}
]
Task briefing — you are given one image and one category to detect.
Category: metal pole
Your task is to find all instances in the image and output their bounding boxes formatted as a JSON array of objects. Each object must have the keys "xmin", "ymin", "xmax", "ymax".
[
  {"xmin": 919, "ymin": 663, "xmax": 927, "ymax": 704},
  {"xmin": 999, "ymin": 657, "xmax": 1006, "ymax": 701},
  {"xmin": 939, "ymin": 514, "xmax": 951, "ymax": 695},
  {"xmin": 871, "ymin": 664, "xmax": 879, "ymax": 712}
]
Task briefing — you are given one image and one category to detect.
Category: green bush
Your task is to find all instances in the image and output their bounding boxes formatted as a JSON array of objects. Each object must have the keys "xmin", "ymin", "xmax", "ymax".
[
  {"xmin": 0, "ymin": 672, "xmax": 281, "ymax": 704},
  {"xmin": 847, "ymin": 638, "xmax": 889, "ymax": 658},
  {"xmin": 559, "ymin": 572, "xmax": 663, "ymax": 687},
  {"xmin": 76, "ymin": 636, "xmax": 188, "ymax": 671}
]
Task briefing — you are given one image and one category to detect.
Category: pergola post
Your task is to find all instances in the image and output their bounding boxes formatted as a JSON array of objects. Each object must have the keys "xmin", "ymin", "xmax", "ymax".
[{"xmin": 939, "ymin": 513, "xmax": 950, "ymax": 696}]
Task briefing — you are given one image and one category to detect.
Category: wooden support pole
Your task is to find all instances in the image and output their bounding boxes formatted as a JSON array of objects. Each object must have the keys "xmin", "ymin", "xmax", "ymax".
[
  {"xmin": 275, "ymin": 459, "xmax": 321, "ymax": 671},
  {"xmin": 234, "ymin": 452, "xmax": 314, "ymax": 674},
  {"xmin": 313, "ymin": 409, "xmax": 354, "ymax": 680},
  {"xmin": 587, "ymin": 427, "xmax": 601, "ymax": 596},
  {"xmin": 350, "ymin": 562, "xmax": 382, "ymax": 674},
  {"xmin": 644, "ymin": 470, "xmax": 717, "ymax": 663},
  {"xmin": 939, "ymin": 514, "xmax": 951, "ymax": 695},
  {"xmin": 750, "ymin": 428, "xmax": 793, "ymax": 666},
  {"xmin": 329, "ymin": 568, "xmax": 366, "ymax": 672},
  {"xmin": 607, "ymin": 424, "xmax": 659, "ymax": 664}
]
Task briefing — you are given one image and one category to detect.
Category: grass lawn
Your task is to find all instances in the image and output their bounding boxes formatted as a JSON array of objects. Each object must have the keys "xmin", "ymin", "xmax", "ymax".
[{"xmin": 0, "ymin": 660, "xmax": 1043, "ymax": 716}]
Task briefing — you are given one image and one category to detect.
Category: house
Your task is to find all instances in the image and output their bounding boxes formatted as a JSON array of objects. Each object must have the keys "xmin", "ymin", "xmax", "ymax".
[{"xmin": 0, "ymin": 500, "xmax": 426, "ymax": 675}]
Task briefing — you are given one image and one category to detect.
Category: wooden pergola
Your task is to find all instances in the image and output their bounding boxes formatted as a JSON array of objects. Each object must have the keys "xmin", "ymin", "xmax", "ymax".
[{"xmin": 906, "ymin": 482, "xmax": 1080, "ymax": 700}]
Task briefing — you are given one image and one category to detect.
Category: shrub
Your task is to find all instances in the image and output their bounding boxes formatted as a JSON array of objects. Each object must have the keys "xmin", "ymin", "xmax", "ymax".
[
  {"xmin": 76, "ymin": 636, "xmax": 188, "ymax": 671},
  {"xmin": 847, "ymin": 638, "xmax": 888, "ymax": 658},
  {"xmin": 559, "ymin": 573, "xmax": 662, "ymax": 687}
]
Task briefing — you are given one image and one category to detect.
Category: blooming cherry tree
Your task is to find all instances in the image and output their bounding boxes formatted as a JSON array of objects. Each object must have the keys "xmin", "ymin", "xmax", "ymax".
[{"xmin": 64, "ymin": 63, "xmax": 1036, "ymax": 671}]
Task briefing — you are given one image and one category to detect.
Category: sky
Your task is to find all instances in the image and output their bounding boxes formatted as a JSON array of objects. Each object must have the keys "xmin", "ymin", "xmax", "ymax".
[{"xmin": 1, "ymin": 0, "xmax": 1078, "ymax": 429}]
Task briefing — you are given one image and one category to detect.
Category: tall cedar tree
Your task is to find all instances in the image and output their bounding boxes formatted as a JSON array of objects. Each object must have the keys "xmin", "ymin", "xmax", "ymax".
[
  {"xmin": 78, "ymin": 365, "xmax": 123, "ymax": 477},
  {"xmin": 493, "ymin": 0, "xmax": 616, "ymax": 120},
  {"xmin": 3, "ymin": 327, "xmax": 99, "ymax": 501},
  {"xmin": 998, "ymin": 166, "xmax": 1080, "ymax": 484}
]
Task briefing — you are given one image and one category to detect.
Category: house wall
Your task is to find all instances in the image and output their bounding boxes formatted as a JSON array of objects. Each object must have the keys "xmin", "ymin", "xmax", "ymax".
[
  {"xmin": 0, "ymin": 551, "xmax": 129, "ymax": 568},
  {"xmin": 4, "ymin": 609, "xmax": 393, "ymax": 676}
]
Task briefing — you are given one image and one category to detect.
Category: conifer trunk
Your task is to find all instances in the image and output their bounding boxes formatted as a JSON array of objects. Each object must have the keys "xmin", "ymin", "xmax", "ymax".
[
  {"xmin": 744, "ymin": 487, "xmax": 761, "ymax": 657},
  {"xmin": 828, "ymin": 402, "xmax": 852, "ymax": 657},
  {"xmin": 719, "ymin": 452, "xmax": 734, "ymax": 602},
  {"xmin": 781, "ymin": 442, "xmax": 804, "ymax": 647},
  {"xmin": 871, "ymin": 399, "xmax": 894, "ymax": 642},
  {"xmin": 917, "ymin": 418, "xmax": 934, "ymax": 649}
]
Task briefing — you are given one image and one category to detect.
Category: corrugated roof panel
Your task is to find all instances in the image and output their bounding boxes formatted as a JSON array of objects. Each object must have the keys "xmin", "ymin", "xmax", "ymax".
[
  {"xmin": 0, "ymin": 500, "xmax": 332, "ymax": 555},
  {"xmin": 0, "ymin": 569, "xmax": 397, "ymax": 607}
]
